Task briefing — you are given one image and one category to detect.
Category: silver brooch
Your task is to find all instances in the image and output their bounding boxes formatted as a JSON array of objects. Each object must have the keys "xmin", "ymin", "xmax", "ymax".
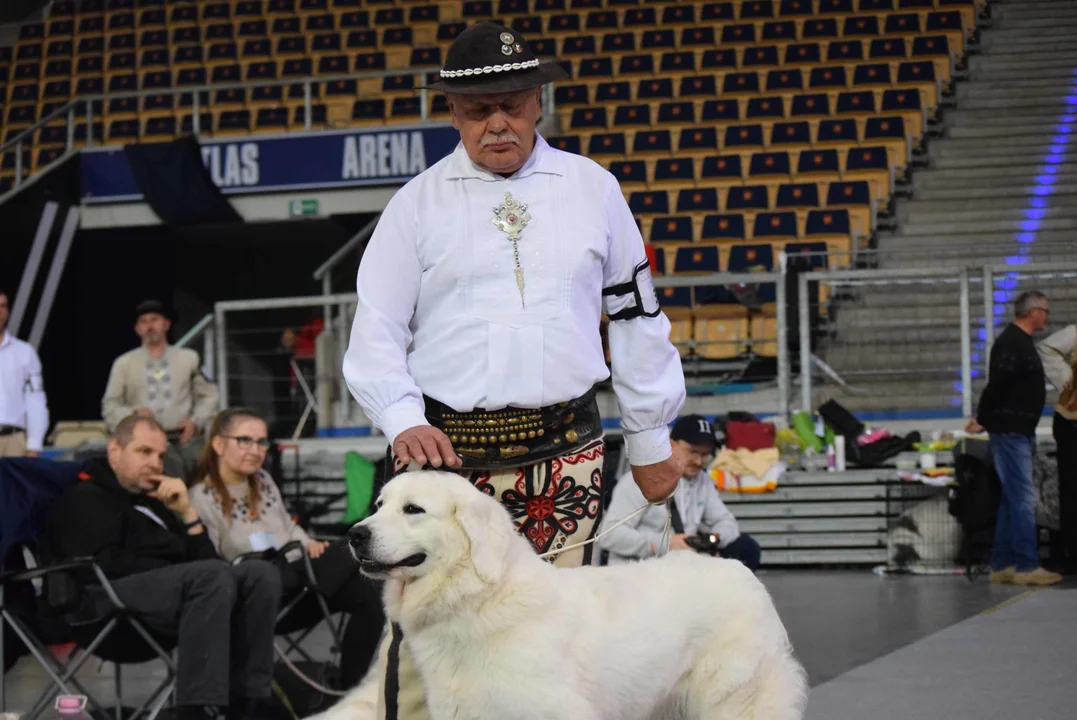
[
  {"xmin": 491, "ymin": 192, "xmax": 531, "ymax": 307},
  {"xmin": 501, "ymin": 44, "xmax": 513, "ymax": 55},
  {"xmin": 500, "ymin": 32, "xmax": 515, "ymax": 44}
]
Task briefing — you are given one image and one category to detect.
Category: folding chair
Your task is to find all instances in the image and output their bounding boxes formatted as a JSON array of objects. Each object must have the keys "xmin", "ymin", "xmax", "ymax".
[
  {"xmin": 1, "ymin": 458, "xmax": 178, "ymax": 719},
  {"xmin": 231, "ymin": 541, "xmax": 347, "ymax": 674},
  {"xmin": 1, "ymin": 557, "xmax": 178, "ymax": 719}
]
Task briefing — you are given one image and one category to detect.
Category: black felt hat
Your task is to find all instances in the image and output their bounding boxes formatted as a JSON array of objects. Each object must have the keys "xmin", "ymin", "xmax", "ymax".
[
  {"xmin": 424, "ymin": 21, "xmax": 569, "ymax": 95},
  {"xmin": 133, "ymin": 299, "xmax": 172, "ymax": 323}
]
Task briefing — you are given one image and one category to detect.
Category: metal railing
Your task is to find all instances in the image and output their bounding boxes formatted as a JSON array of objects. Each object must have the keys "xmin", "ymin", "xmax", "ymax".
[{"xmin": 0, "ymin": 61, "xmax": 561, "ymax": 193}]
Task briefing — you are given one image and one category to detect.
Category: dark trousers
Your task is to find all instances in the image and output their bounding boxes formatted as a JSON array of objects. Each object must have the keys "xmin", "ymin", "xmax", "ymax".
[
  {"xmin": 280, "ymin": 540, "xmax": 386, "ymax": 689},
  {"xmin": 719, "ymin": 534, "xmax": 762, "ymax": 571},
  {"xmin": 98, "ymin": 559, "xmax": 282, "ymax": 707},
  {"xmin": 1055, "ymin": 413, "xmax": 1077, "ymax": 568}
]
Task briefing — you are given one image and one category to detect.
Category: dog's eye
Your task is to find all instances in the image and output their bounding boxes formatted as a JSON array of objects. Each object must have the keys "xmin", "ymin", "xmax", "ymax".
[{"xmin": 403, "ymin": 504, "xmax": 426, "ymax": 515}]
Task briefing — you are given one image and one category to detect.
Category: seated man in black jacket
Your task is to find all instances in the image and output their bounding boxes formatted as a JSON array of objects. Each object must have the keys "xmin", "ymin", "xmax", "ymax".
[{"xmin": 49, "ymin": 414, "xmax": 282, "ymax": 720}]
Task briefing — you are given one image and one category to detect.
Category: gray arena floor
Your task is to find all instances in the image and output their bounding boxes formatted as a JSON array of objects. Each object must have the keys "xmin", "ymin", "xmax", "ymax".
[{"xmin": 3, "ymin": 571, "xmax": 1074, "ymax": 718}]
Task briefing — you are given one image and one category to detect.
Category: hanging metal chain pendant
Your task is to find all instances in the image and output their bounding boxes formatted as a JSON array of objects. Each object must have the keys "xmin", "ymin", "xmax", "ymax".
[{"xmin": 491, "ymin": 191, "xmax": 531, "ymax": 307}]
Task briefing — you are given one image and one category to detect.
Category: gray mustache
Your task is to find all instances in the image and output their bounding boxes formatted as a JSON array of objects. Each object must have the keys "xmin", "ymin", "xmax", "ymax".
[{"xmin": 480, "ymin": 133, "xmax": 520, "ymax": 147}]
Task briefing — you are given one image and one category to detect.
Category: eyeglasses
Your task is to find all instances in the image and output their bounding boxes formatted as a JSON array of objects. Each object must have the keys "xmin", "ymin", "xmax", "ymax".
[{"xmin": 222, "ymin": 435, "xmax": 271, "ymax": 451}]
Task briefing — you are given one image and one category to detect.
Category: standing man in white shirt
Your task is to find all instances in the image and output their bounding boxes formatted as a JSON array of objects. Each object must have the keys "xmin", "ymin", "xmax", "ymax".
[
  {"xmin": 0, "ymin": 288, "xmax": 49, "ymax": 457},
  {"xmin": 336, "ymin": 21, "xmax": 686, "ymax": 720}
]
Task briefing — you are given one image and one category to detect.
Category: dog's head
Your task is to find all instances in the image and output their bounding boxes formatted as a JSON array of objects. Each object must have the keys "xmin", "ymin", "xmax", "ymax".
[{"xmin": 348, "ymin": 471, "xmax": 519, "ymax": 589}]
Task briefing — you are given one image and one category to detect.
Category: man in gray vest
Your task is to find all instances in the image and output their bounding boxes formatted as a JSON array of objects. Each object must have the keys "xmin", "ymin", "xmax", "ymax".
[{"xmin": 102, "ymin": 300, "xmax": 218, "ymax": 482}]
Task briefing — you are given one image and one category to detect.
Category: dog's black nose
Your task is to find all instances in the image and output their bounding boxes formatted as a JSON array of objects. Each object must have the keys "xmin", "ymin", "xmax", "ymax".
[{"xmin": 348, "ymin": 524, "xmax": 372, "ymax": 552}]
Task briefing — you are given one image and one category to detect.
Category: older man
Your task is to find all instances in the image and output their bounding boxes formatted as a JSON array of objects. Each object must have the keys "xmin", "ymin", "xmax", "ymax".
[
  {"xmin": 0, "ymin": 287, "xmax": 49, "ymax": 457},
  {"xmin": 336, "ymin": 21, "xmax": 686, "ymax": 720},
  {"xmin": 967, "ymin": 291, "xmax": 1060, "ymax": 586},
  {"xmin": 102, "ymin": 300, "xmax": 219, "ymax": 482}
]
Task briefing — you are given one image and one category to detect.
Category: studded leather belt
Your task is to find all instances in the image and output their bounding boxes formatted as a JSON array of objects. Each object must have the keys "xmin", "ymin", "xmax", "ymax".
[
  {"xmin": 423, "ymin": 387, "xmax": 602, "ymax": 470},
  {"xmin": 0, "ymin": 425, "xmax": 23, "ymax": 437}
]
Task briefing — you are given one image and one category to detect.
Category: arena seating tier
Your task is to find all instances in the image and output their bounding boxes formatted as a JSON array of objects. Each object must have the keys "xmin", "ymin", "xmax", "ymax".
[{"xmin": 0, "ymin": 0, "xmax": 984, "ymax": 360}]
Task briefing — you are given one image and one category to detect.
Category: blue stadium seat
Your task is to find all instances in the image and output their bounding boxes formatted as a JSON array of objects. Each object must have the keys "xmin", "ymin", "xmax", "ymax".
[
  {"xmin": 749, "ymin": 152, "xmax": 792, "ymax": 179},
  {"xmin": 766, "ymin": 69, "xmax": 804, "ymax": 92},
  {"xmin": 810, "ymin": 66, "xmax": 848, "ymax": 89},
  {"xmin": 663, "ymin": 4, "xmax": 696, "ymax": 23},
  {"xmin": 806, "ymin": 209, "xmax": 851, "ymax": 237},
  {"xmin": 702, "ymin": 214, "xmax": 748, "ymax": 242},
  {"xmin": 701, "ymin": 154, "xmax": 743, "ymax": 182},
  {"xmin": 681, "ymin": 26, "xmax": 715, "ymax": 47},
  {"xmin": 728, "ymin": 244, "xmax": 775, "ymax": 272},
  {"xmin": 610, "ymin": 160, "xmax": 648, "ymax": 185},
  {"xmin": 754, "ymin": 212, "xmax": 798, "ymax": 242},
  {"xmin": 802, "ymin": 18, "xmax": 838, "ymax": 39},
  {"xmin": 724, "ymin": 124, "xmax": 765, "ymax": 149},
  {"xmin": 885, "ymin": 12, "xmax": 922, "ymax": 35},
  {"xmin": 746, "ymin": 97, "xmax": 785, "ymax": 121},
  {"xmin": 776, "ymin": 183, "xmax": 821, "ymax": 209},
  {"xmin": 678, "ymin": 127, "xmax": 719, "ymax": 154},
  {"xmin": 600, "ymin": 32, "xmax": 635, "ymax": 53},
  {"xmin": 816, "ymin": 118, "xmax": 859, "ymax": 145},
  {"xmin": 819, "ymin": 0, "xmax": 854, "ymax": 13},
  {"xmin": 655, "ymin": 158, "xmax": 696, "ymax": 184},
  {"xmin": 641, "ymin": 29, "xmax": 675, "ymax": 50},
  {"xmin": 639, "ymin": 78, "xmax": 675, "ymax": 100},
  {"xmin": 785, "ymin": 43, "xmax": 821, "ymax": 65},
  {"xmin": 629, "ymin": 191, "xmax": 671, "ymax": 216},
  {"xmin": 827, "ymin": 181, "xmax": 872, "ymax": 208},
  {"xmin": 578, "ymin": 57, "xmax": 613, "ymax": 78},
  {"xmin": 723, "ymin": 72, "xmax": 761, "ymax": 95},
  {"xmin": 587, "ymin": 132, "xmax": 626, "ymax": 157},
  {"xmin": 844, "ymin": 15, "xmax": 880, "ymax": 37},
  {"xmin": 744, "ymin": 45, "xmax": 780, "ymax": 68},
  {"xmin": 797, "ymin": 149, "xmax": 840, "ymax": 176},
  {"xmin": 836, "ymin": 90, "xmax": 877, "ymax": 115},
  {"xmin": 674, "ymin": 245, "xmax": 721, "ymax": 274},
  {"xmin": 619, "ymin": 54, "xmax": 654, "ymax": 76},
  {"xmin": 726, "ymin": 185, "xmax": 770, "ymax": 212},
  {"xmin": 595, "ymin": 82, "xmax": 630, "ymax": 103},
  {"xmin": 623, "ymin": 7, "xmax": 657, "ymax": 27},
  {"xmin": 854, "ymin": 63, "xmax": 893, "ymax": 87},
  {"xmin": 721, "ymin": 24, "xmax": 756, "ymax": 44},
  {"xmin": 660, "ymin": 52, "xmax": 696, "ymax": 75},
  {"xmin": 702, "ymin": 2, "xmax": 736, "ymax": 21},
  {"xmin": 633, "ymin": 130, "xmax": 673, "ymax": 155},
  {"xmin": 780, "ymin": 0, "xmax": 814, "ymax": 16},
  {"xmin": 871, "ymin": 38, "xmax": 907, "ymax": 60},
  {"xmin": 650, "ymin": 217, "xmax": 694, "ymax": 243},
  {"xmin": 762, "ymin": 20, "xmax": 796, "ymax": 41},
  {"xmin": 570, "ymin": 107, "xmax": 608, "ymax": 130},
  {"xmin": 702, "ymin": 99, "xmax": 741, "ymax": 122},
  {"xmin": 770, "ymin": 121, "xmax": 812, "ymax": 147},
  {"xmin": 586, "ymin": 11, "xmax": 617, "ymax": 29},
  {"xmin": 556, "ymin": 84, "xmax": 591, "ymax": 106},
  {"xmin": 701, "ymin": 48, "xmax": 738, "ymax": 71},
  {"xmin": 676, "ymin": 187, "xmax": 719, "ymax": 213},
  {"xmin": 550, "ymin": 135, "xmax": 582, "ymax": 154},
  {"xmin": 658, "ymin": 102, "xmax": 695, "ymax": 126}
]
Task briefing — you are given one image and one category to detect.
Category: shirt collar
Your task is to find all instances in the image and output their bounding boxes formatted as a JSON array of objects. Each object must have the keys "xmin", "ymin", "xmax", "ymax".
[
  {"xmin": 445, "ymin": 133, "xmax": 564, "ymax": 182},
  {"xmin": 0, "ymin": 331, "xmax": 10, "ymax": 350}
]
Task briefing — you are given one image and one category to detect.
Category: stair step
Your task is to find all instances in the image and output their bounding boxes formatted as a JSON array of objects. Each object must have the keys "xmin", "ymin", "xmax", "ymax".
[
  {"xmin": 946, "ymin": 124, "xmax": 1067, "ymax": 139},
  {"xmin": 899, "ymin": 217, "xmax": 1077, "ymax": 236},
  {"xmin": 937, "ymin": 134, "xmax": 1074, "ymax": 150},
  {"xmin": 932, "ymin": 153, "xmax": 1072, "ymax": 170},
  {"xmin": 900, "ymin": 192, "xmax": 1077, "ymax": 211}
]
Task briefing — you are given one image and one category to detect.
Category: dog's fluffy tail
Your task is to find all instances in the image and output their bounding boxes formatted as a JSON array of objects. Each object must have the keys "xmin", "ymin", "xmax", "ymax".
[{"xmin": 751, "ymin": 648, "xmax": 809, "ymax": 720}]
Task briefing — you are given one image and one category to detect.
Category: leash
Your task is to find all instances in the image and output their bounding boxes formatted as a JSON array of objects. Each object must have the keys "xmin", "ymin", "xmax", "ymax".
[{"xmin": 537, "ymin": 497, "xmax": 674, "ymax": 560}]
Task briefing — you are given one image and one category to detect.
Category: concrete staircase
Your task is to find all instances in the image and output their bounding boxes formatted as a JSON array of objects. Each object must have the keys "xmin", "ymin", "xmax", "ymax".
[{"xmin": 817, "ymin": 0, "xmax": 1077, "ymax": 416}]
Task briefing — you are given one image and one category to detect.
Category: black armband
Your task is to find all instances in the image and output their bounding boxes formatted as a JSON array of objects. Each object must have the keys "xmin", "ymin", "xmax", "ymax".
[{"xmin": 602, "ymin": 261, "xmax": 662, "ymax": 321}]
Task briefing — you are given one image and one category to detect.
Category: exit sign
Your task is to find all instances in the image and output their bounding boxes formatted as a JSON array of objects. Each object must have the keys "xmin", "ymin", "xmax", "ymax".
[{"xmin": 289, "ymin": 199, "xmax": 319, "ymax": 217}]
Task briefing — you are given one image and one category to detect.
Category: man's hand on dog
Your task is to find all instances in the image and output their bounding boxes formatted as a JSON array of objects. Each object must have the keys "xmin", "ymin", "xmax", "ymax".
[
  {"xmin": 394, "ymin": 425, "xmax": 463, "ymax": 470},
  {"xmin": 631, "ymin": 450, "xmax": 685, "ymax": 503}
]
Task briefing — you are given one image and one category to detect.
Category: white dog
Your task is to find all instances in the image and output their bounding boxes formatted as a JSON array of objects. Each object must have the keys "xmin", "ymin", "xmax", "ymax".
[{"xmin": 320, "ymin": 470, "xmax": 807, "ymax": 720}]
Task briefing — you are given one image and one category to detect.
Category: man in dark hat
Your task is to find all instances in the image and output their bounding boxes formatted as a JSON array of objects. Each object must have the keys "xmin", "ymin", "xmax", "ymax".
[
  {"xmin": 598, "ymin": 415, "xmax": 760, "ymax": 569},
  {"xmin": 102, "ymin": 299, "xmax": 219, "ymax": 482},
  {"xmin": 335, "ymin": 19, "xmax": 686, "ymax": 720}
]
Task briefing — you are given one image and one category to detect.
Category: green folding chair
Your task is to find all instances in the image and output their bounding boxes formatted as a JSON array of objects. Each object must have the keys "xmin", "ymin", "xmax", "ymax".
[{"xmin": 340, "ymin": 451, "xmax": 376, "ymax": 526}]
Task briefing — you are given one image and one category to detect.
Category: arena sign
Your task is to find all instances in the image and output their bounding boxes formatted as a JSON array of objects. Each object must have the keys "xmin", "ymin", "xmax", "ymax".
[{"xmin": 79, "ymin": 123, "xmax": 459, "ymax": 203}]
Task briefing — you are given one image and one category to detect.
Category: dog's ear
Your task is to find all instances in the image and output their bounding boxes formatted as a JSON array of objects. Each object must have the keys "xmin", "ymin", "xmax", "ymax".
[{"xmin": 455, "ymin": 490, "xmax": 513, "ymax": 585}]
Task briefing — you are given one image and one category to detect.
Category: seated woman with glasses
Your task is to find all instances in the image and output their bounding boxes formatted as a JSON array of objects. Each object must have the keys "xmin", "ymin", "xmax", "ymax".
[{"xmin": 189, "ymin": 408, "xmax": 386, "ymax": 689}]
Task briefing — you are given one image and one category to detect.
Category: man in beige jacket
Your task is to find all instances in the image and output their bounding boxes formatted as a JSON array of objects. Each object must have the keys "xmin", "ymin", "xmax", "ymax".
[
  {"xmin": 102, "ymin": 300, "xmax": 219, "ymax": 482},
  {"xmin": 1039, "ymin": 323, "xmax": 1077, "ymax": 573}
]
